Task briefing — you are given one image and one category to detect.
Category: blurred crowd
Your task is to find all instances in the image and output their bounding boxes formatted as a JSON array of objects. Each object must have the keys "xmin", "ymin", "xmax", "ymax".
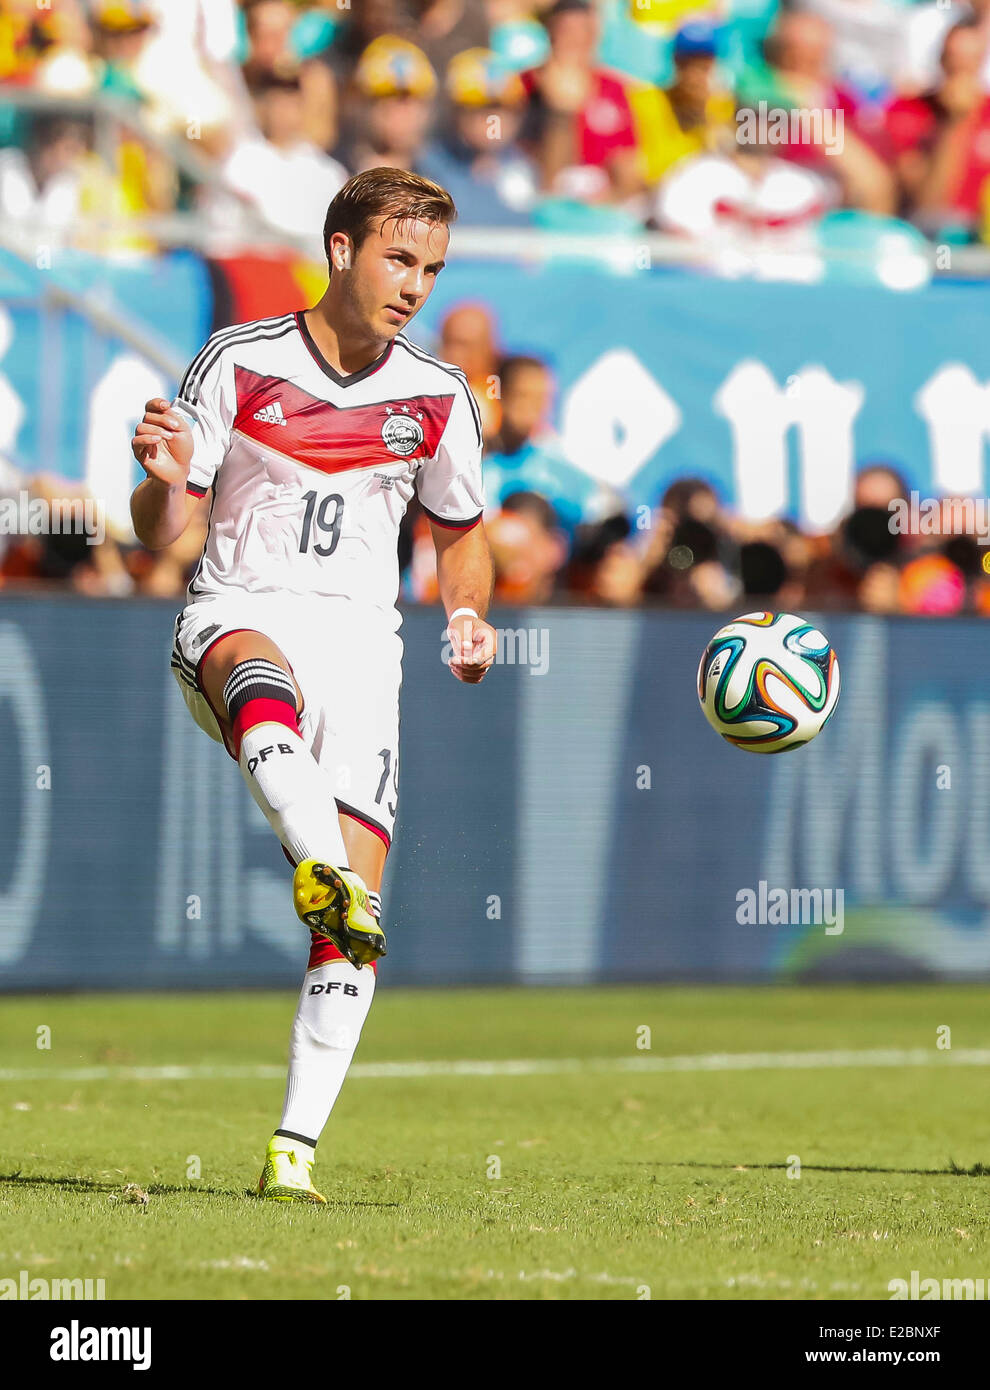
[
  {"xmin": 5, "ymin": 0, "xmax": 990, "ymax": 248},
  {"xmin": 411, "ymin": 320, "xmax": 990, "ymax": 617},
  {"xmin": 4, "ymin": 0, "xmax": 990, "ymax": 614},
  {"xmin": 4, "ymin": 294, "xmax": 990, "ymax": 616}
]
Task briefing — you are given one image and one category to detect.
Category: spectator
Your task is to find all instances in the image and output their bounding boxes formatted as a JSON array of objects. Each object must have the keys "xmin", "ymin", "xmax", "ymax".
[
  {"xmin": 0, "ymin": 114, "xmax": 89, "ymax": 230},
  {"xmin": 804, "ymin": 501, "xmax": 903, "ymax": 608},
  {"xmin": 484, "ymin": 0, "xmax": 552, "ymax": 74},
  {"xmin": 411, "ymin": 0, "xmax": 490, "ymax": 82},
  {"xmin": 70, "ymin": 534, "xmax": 135, "ymax": 596},
  {"xmin": 486, "ymin": 502, "xmax": 567, "ymax": 603},
  {"xmin": 419, "ymin": 47, "xmax": 538, "ymax": 224},
  {"xmin": 33, "ymin": 0, "xmax": 97, "ymax": 97},
  {"xmin": 241, "ymin": 0, "xmax": 298, "ymax": 83},
  {"xmin": 0, "ymin": 473, "xmax": 130, "ymax": 594},
  {"xmin": 518, "ymin": 0, "xmax": 640, "ymax": 202},
  {"xmin": 583, "ymin": 537, "xmax": 646, "ymax": 606},
  {"xmin": 565, "ymin": 511, "xmax": 630, "ymax": 600},
  {"xmin": 628, "ymin": 478, "xmax": 741, "ymax": 610},
  {"xmin": 90, "ymin": 0, "xmax": 156, "ymax": 103},
  {"xmin": 857, "ymin": 560, "xmax": 901, "ymax": 613},
  {"xmin": 0, "ymin": 96, "xmax": 171, "ymax": 259},
  {"xmin": 318, "ymin": 0, "xmax": 416, "ymax": 88},
  {"xmin": 739, "ymin": 538, "xmax": 788, "ymax": 598},
  {"xmin": 886, "ymin": 18, "xmax": 990, "ymax": 237},
  {"xmin": 771, "ymin": 518, "xmax": 818, "ymax": 611},
  {"xmin": 795, "ymin": 0, "xmax": 908, "ymax": 100},
  {"xmin": 86, "ymin": 1, "xmax": 180, "ymax": 241},
  {"xmin": 336, "ymin": 35, "xmax": 437, "ymax": 174},
  {"xmin": 130, "ymin": 0, "xmax": 246, "ymax": 152},
  {"xmin": 438, "ymin": 303, "xmax": 502, "ymax": 440},
  {"xmin": 212, "ymin": 72, "xmax": 348, "ymax": 239},
  {"xmin": 241, "ymin": 0, "xmax": 337, "ymax": 151},
  {"xmin": 405, "ymin": 482, "xmax": 569, "ymax": 605},
  {"xmin": 657, "ymin": 477, "xmax": 725, "ymax": 527},
  {"xmin": 896, "ymin": 0, "xmax": 990, "ymax": 96},
  {"xmin": 748, "ymin": 11, "xmax": 896, "ymax": 213},
  {"xmin": 853, "ymin": 461, "xmax": 909, "ymax": 510},
  {"xmin": 661, "ymin": 531, "xmax": 738, "ymax": 609},
  {"xmin": 629, "ymin": 19, "xmax": 735, "ymax": 187},
  {"xmin": 0, "ymin": 0, "xmax": 72, "ymax": 85},
  {"xmin": 484, "ymin": 355, "xmax": 615, "ymax": 533},
  {"xmin": 572, "ymin": 519, "xmax": 648, "ymax": 606},
  {"xmin": 652, "ymin": 103, "xmax": 837, "ymax": 263}
]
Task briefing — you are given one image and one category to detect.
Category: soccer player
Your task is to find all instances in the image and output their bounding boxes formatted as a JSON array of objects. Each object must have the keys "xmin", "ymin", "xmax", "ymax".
[{"xmin": 130, "ymin": 168, "xmax": 496, "ymax": 1203}]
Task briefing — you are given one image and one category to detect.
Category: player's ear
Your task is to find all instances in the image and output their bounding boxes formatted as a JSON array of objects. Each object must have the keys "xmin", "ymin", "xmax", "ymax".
[{"xmin": 329, "ymin": 233, "xmax": 352, "ymax": 272}]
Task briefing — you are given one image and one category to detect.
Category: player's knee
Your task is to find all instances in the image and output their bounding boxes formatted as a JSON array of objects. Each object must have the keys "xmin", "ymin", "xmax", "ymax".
[{"xmin": 223, "ymin": 658, "xmax": 300, "ymax": 757}]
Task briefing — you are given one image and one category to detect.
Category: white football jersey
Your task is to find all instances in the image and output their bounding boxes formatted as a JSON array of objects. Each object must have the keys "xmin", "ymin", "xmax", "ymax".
[{"xmin": 172, "ymin": 310, "xmax": 485, "ymax": 626}]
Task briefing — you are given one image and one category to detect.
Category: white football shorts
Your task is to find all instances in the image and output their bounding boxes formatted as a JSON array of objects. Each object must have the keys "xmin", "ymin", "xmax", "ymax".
[{"xmin": 170, "ymin": 593, "xmax": 402, "ymax": 848}]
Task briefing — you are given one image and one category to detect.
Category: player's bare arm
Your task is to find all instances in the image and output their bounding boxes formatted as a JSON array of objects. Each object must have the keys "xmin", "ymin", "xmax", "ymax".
[
  {"xmin": 130, "ymin": 397, "xmax": 199, "ymax": 549},
  {"xmin": 432, "ymin": 518, "xmax": 496, "ymax": 685}
]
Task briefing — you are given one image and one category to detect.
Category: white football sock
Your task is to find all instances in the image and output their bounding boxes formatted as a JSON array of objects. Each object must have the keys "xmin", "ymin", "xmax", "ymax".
[
  {"xmin": 237, "ymin": 722, "xmax": 348, "ymax": 870},
  {"xmin": 276, "ymin": 958, "xmax": 377, "ymax": 1145}
]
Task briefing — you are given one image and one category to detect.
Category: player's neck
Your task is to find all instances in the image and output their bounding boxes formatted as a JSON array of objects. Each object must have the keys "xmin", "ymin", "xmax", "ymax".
[{"xmin": 302, "ymin": 303, "xmax": 389, "ymax": 378}]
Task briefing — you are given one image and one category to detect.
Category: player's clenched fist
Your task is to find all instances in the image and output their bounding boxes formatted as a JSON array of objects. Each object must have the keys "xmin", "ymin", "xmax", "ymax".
[
  {"xmin": 131, "ymin": 397, "xmax": 193, "ymax": 488},
  {"xmin": 447, "ymin": 613, "xmax": 497, "ymax": 685}
]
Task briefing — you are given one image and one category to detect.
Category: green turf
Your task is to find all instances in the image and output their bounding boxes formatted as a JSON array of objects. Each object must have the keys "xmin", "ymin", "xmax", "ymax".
[{"xmin": 1, "ymin": 985, "xmax": 989, "ymax": 1300}]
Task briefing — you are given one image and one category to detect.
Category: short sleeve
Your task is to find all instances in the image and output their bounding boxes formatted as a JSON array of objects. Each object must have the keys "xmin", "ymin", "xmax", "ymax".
[
  {"xmin": 172, "ymin": 335, "xmax": 235, "ymax": 498},
  {"xmin": 416, "ymin": 380, "xmax": 485, "ymax": 530}
]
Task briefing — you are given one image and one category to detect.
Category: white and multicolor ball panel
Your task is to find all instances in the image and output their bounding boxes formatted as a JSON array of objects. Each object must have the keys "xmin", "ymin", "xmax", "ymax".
[{"xmin": 696, "ymin": 611, "xmax": 840, "ymax": 753}]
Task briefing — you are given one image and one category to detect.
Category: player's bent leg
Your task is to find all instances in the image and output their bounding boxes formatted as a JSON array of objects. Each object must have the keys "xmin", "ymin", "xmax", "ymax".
[
  {"xmin": 201, "ymin": 629, "xmax": 351, "ymax": 884},
  {"xmin": 259, "ymin": 823, "xmax": 387, "ymax": 1204},
  {"xmin": 292, "ymin": 861, "xmax": 386, "ymax": 969},
  {"xmin": 293, "ymin": 814, "xmax": 387, "ymax": 968},
  {"xmin": 339, "ymin": 816, "xmax": 388, "ymax": 885},
  {"xmin": 199, "ymin": 629, "xmax": 303, "ymax": 719},
  {"xmin": 290, "ymin": 770, "xmax": 389, "ymax": 971}
]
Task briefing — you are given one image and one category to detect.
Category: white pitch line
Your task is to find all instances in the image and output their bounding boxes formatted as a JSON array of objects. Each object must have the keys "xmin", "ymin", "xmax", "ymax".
[{"xmin": 1, "ymin": 1047, "xmax": 990, "ymax": 1084}]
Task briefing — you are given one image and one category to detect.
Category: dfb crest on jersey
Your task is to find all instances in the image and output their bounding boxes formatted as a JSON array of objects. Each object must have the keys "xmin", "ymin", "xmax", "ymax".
[{"xmin": 381, "ymin": 404, "xmax": 424, "ymax": 456}]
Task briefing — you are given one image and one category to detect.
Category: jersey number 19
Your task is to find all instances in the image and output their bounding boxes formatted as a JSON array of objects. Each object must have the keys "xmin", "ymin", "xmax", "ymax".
[{"xmin": 299, "ymin": 490, "xmax": 344, "ymax": 556}]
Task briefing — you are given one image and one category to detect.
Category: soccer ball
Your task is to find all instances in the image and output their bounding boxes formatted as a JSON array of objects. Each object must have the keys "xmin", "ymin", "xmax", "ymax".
[{"xmin": 696, "ymin": 612, "xmax": 840, "ymax": 753}]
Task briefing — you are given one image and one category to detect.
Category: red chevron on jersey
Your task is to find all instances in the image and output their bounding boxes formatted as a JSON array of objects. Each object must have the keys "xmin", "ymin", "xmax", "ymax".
[
  {"xmin": 232, "ymin": 365, "xmax": 455, "ymax": 475},
  {"xmin": 178, "ymin": 314, "xmax": 485, "ymax": 615}
]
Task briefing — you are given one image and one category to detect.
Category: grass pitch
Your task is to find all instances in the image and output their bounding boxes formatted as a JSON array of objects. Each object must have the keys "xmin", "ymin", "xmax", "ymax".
[{"xmin": 1, "ymin": 984, "xmax": 989, "ymax": 1301}]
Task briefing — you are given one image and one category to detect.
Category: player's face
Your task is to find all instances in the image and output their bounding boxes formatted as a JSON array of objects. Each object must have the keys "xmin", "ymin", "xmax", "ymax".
[{"xmin": 350, "ymin": 217, "xmax": 449, "ymax": 339}]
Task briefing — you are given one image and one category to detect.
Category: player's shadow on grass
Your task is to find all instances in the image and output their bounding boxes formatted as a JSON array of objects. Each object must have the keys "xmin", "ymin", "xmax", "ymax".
[
  {"xmin": 0, "ymin": 1171, "xmax": 233, "ymax": 1197},
  {"xmin": 240, "ymin": 1182, "xmax": 414, "ymax": 1206},
  {"xmin": 649, "ymin": 1161, "xmax": 990, "ymax": 1178},
  {"xmin": 0, "ymin": 1171, "xmax": 413, "ymax": 1204}
]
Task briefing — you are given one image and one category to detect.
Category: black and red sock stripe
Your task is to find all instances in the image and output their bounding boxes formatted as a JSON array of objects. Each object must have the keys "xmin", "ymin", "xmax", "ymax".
[{"xmin": 222, "ymin": 659, "xmax": 299, "ymax": 756}]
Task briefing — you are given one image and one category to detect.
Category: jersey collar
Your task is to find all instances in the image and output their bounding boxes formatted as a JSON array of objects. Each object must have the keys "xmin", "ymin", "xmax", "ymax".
[{"xmin": 294, "ymin": 310, "xmax": 394, "ymax": 388}]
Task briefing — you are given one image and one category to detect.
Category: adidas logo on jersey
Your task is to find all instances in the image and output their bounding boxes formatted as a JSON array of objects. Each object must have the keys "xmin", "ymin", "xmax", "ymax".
[{"xmin": 253, "ymin": 401, "xmax": 287, "ymax": 425}]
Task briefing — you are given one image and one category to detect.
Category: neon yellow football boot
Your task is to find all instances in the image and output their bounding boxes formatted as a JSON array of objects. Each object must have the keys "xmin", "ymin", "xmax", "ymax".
[
  {"xmin": 292, "ymin": 859, "xmax": 387, "ymax": 968},
  {"xmin": 257, "ymin": 1136, "xmax": 327, "ymax": 1204}
]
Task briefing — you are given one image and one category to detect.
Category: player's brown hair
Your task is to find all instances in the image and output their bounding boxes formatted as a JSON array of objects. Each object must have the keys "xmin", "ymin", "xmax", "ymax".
[{"xmin": 322, "ymin": 167, "xmax": 457, "ymax": 271}]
